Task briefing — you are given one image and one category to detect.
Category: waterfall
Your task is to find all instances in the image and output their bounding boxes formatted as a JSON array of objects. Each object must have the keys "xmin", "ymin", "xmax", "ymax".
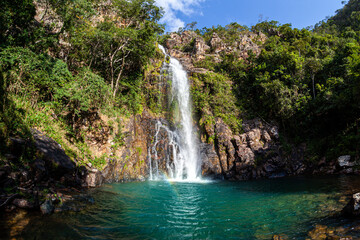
[{"xmin": 148, "ymin": 45, "xmax": 200, "ymax": 181}]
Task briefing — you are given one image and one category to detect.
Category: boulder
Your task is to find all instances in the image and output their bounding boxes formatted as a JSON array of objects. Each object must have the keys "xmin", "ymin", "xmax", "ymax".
[
  {"xmin": 338, "ymin": 155, "xmax": 354, "ymax": 168},
  {"xmin": 269, "ymin": 126, "xmax": 279, "ymax": 139},
  {"xmin": 83, "ymin": 168, "xmax": 104, "ymax": 187},
  {"xmin": 31, "ymin": 129, "xmax": 75, "ymax": 176},
  {"xmin": 342, "ymin": 192, "xmax": 360, "ymax": 217},
  {"xmin": 40, "ymin": 200, "xmax": 54, "ymax": 214},
  {"xmin": 12, "ymin": 198, "xmax": 34, "ymax": 209}
]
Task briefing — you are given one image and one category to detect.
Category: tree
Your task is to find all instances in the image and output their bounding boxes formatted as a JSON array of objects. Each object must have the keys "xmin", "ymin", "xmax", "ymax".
[
  {"xmin": 305, "ymin": 57, "xmax": 322, "ymax": 99},
  {"xmin": 70, "ymin": 0, "xmax": 163, "ymax": 97}
]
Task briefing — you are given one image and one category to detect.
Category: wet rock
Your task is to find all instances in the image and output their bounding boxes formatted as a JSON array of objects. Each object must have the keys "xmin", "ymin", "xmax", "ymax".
[
  {"xmin": 200, "ymin": 143, "xmax": 222, "ymax": 177},
  {"xmin": 84, "ymin": 168, "xmax": 103, "ymax": 187},
  {"xmin": 307, "ymin": 224, "xmax": 353, "ymax": 240},
  {"xmin": 341, "ymin": 168, "xmax": 354, "ymax": 174},
  {"xmin": 214, "ymin": 118, "xmax": 236, "ymax": 172},
  {"xmin": 273, "ymin": 234, "xmax": 288, "ymax": 240},
  {"xmin": 263, "ymin": 163, "xmax": 276, "ymax": 173},
  {"xmin": 269, "ymin": 172, "xmax": 287, "ymax": 179},
  {"xmin": 40, "ymin": 200, "xmax": 54, "ymax": 214}
]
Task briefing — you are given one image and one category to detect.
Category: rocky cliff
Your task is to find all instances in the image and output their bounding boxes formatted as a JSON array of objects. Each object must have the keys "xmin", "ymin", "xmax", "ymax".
[
  {"xmin": 163, "ymin": 30, "xmax": 360, "ymax": 180},
  {"xmin": 164, "ymin": 30, "xmax": 266, "ymax": 73}
]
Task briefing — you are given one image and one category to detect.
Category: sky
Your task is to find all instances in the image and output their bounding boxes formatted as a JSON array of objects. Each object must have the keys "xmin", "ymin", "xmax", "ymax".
[{"xmin": 154, "ymin": 0, "xmax": 346, "ymax": 32}]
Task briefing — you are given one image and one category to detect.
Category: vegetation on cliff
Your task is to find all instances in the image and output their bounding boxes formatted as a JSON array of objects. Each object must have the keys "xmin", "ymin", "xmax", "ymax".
[
  {"xmin": 161, "ymin": 0, "xmax": 360, "ymax": 163},
  {"xmin": 0, "ymin": 0, "xmax": 164, "ymax": 170},
  {"xmin": 0, "ymin": 0, "xmax": 359, "ymax": 178}
]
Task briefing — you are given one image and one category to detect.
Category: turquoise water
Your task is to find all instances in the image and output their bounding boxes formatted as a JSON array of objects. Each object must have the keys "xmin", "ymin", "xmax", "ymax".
[{"xmin": 5, "ymin": 176, "xmax": 360, "ymax": 239}]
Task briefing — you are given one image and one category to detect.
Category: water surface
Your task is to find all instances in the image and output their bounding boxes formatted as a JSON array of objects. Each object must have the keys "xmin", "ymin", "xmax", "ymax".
[{"xmin": 5, "ymin": 176, "xmax": 360, "ymax": 239}]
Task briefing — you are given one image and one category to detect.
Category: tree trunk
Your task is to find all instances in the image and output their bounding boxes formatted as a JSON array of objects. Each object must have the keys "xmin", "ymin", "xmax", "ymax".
[
  {"xmin": 113, "ymin": 58, "xmax": 125, "ymax": 97},
  {"xmin": 312, "ymin": 74, "xmax": 316, "ymax": 99}
]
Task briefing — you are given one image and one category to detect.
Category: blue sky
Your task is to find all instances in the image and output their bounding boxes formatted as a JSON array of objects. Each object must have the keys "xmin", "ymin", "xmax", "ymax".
[{"xmin": 154, "ymin": 0, "xmax": 345, "ymax": 32}]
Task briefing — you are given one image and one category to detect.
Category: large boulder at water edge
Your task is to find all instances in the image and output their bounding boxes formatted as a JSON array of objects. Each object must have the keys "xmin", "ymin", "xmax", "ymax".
[
  {"xmin": 342, "ymin": 192, "xmax": 360, "ymax": 217},
  {"xmin": 200, "ymin": 143, "xmax": 222, "ymax": 178},
  {"xmin": 31, "ymin": 129, "xmax": 75, "ymax": 177},
  {"xmin": 338, "ymin": 155, "xmax": 354, "ymax": 168},
  {"xmin": 40, "ymin": 200, "xmax": 54, "ymax": 214}
]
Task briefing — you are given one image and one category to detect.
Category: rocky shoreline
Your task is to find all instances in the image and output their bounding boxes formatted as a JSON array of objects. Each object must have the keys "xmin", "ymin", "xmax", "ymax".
[
  {"xmin": 0, "ymin": 129, "xmax": 95, "ymax": 215},
  {"xmin": 1, "ymin": 116, "xmax": 360, "ymax": 215},
  {"xmin": 1, "ymin": 29, "xmax": 360, "ymax": 239}
]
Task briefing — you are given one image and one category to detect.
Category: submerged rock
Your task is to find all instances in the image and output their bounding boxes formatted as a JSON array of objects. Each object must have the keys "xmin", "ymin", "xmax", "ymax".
[
  {"xmin": 40, "ymin": 200, "xmax": 54, "ymax": 215},
  {"xmin": 307, "ymin": 224, "xmax": 353, "ymax": 240},
  {"xmin": 272, "ymin": 234, "xmax": 288, "ymax": 240}
]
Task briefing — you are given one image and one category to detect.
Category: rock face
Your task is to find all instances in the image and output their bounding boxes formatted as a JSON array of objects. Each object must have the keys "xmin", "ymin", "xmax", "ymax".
[
  {"xmin": 84, "ymin": 168, "xmax": 104, "ymax": 187},
  {"xmin": 194, "ymin": 37, "xmax": 210, "ymax": 55},
  {"xmin": 164, "ymin": 30, "xmax": 266, "ymax": 73},
  {"xmin": 200, "ymin": 117, "xmax": 307, "ymax": 180},
  {"xmin": 210, "ymin": 32, "xmax": 225, "ymax": 53},
  {"xmin": 200, "ymin": 143, "xmax": 222, "ymax": 178},
  {"xmin": 31, "ymin": 129, "xmax": 76, "ymax": 177},
  {"xmin": 100, "ymin": 112, "xmax": 168, "ymax": 183}
]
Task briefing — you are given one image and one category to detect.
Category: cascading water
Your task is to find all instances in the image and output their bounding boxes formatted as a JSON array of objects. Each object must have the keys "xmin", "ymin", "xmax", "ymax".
[{"xmin": 148, "ymin": 45, "xmax": 200, "ymax": 181}]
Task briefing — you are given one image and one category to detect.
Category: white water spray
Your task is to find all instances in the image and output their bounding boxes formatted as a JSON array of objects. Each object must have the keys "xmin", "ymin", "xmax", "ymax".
[{"xmin": 148, "ymin": 45, "xmax": 200, "ymax": 181}]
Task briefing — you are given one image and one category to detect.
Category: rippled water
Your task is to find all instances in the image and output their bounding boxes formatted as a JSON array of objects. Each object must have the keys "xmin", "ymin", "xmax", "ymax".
[{"xmin": 4, "ymin": 176, "xmax": 360, "ymax": 239}]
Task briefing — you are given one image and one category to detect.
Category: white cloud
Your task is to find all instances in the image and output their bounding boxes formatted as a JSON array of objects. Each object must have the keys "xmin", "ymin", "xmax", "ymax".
[{"xmin": 155, "ymin": 0, "xmax": 205, "ymax": 32}]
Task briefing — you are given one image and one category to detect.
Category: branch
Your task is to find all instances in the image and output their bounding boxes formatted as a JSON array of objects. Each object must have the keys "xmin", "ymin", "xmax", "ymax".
[{"xmin": 0, "ymin": 194, "xmax": 19, "ymax": 209}]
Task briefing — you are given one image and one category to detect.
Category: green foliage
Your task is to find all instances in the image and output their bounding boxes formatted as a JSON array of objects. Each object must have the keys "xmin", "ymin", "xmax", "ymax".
[
  {"xmin": 193, "ymin": 56, "xmax": 217, "ymax": 71},
  {"xmin": 326, "ymin": 0, "xmax": 360, "ymax": 32},
  {"xmin": 67, "ymin": 0, "xmax": 164, "ymax": 101},
  {"xmin": 0, "ymin": 0, "xmax": 57, "ymax": 49},
  {"xmin": 191, "ymin": 72, "xmax": 242, "ymax": 133},
  {"xmin": 191, "ymin": 4, "xmax": 360, "ymax": 161},
  {"xmin": 91, "ymin": 155, "xmax": 107, "ymax": 170},
  {"xmin": 199, "ymin": 22, "xmax": 249, "ymax": 44},
  {"xmin": 0, "ymin": 47, "xmax": 72, "ymax": 102},
  {"xmin": 0, "ymin": 0, "xmax": 37, "ymax": 47},
  {"xmin": 54, "ymin": 67, "xmax": 110, "ymax": 121}
]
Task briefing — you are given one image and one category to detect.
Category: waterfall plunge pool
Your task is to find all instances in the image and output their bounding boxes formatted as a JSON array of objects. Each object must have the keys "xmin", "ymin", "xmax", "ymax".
[{"xmin": 4, "ymin": 175, "xmax": 360, "ymax": 239}]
